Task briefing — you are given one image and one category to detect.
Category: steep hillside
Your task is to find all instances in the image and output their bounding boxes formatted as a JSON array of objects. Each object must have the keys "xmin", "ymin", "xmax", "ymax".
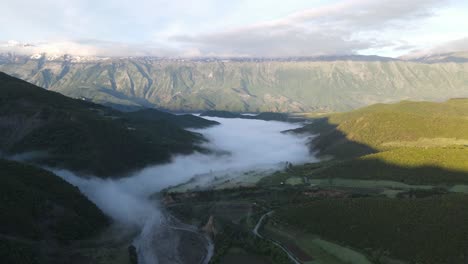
[
  {"xmin": 295, "ymin": 99, "xmax": 468, "ymax": 158},
  {"xmin": 0, "ymin": 159, "xmax": 109, "ymax": 263},
  {"xmin": 271, "ymin": 99, "xmax": 468, "ymax": 186},
  {"xmin": 2, "ymin": 55, "xmax": 468, "ymax": 112},
  {"xmin": 0, "ymin": 72, "xmax": 213, "ymax": 177}
]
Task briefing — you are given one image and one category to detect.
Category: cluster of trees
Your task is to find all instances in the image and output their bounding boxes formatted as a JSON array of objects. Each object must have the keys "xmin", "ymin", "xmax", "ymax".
[
  {"xmin": 0, "ymin": 239, "xmax": 39, "ymax": 264},
  {"xmin": 210, "ymin": 221, "xmax": 293, "ymax": 264},
  {"xmin": 276, "ymin": 194, "xmax": 468, "ymax": 264},
  {"xmin": 0, "ymin": 159, "xmax": 109, "ymax": 263}
]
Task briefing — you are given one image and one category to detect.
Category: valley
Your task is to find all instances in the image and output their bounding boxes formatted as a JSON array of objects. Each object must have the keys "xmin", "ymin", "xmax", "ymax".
[
  {"xmin": 4, "ymin": 1, "xmax": 468, "ymax": 264},
  {"xmin": 160, "ymin": 99, "xmax": 468, "ymax": 264},
  {"xmin": 1, "ymin": 72, "xmax": 468, "ymax": 264}
]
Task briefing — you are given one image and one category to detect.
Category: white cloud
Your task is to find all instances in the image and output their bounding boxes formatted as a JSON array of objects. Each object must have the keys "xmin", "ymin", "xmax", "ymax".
[
  {"xmin": 0, "ymin": 0, "xmax": 465, "ymax": 57},
  {"xmin": 431, "ymin": 37, "xmax": 468, "ymax": 54},
  {"xmin": 0, "ymin": 40, "xmax": 179, "ymax": 57},
  {"xmin": 401, "ymin": 36, "xmax": 468, "ymax": 59},
  {"xmin": 171, "ymin": 0, "xmax": 447, "ymax": 57}
]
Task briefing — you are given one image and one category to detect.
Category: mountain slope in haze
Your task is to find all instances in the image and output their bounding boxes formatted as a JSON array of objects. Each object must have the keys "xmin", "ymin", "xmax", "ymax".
[
  {"xmin": 124, "ymin": 108, "xmax": 219, "ymax": 128},
  {"xmin": 0, "ymin": 72, "xmax": 215, "ymax": 177},
  {"xmin": 0, "ymin": 159, "xmax": 109, "ymax": 264},
  {"xmin": 405, "ymin": 51, "xmax": 468, "ymax": 63},
  {"xmin": 200, "ymin": 110, "xmax": 302, "ymax": 122},
  {"xmin": 2, "ymin": 54, "xmax": 468, "ymax": 112}
]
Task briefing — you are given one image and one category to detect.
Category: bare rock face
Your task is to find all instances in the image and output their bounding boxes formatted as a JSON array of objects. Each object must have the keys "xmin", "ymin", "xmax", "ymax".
[
  {"xmin": 162, "ymin": 194, "xmax": 176, "ymax": 206},
  {"xmin": 3, "ymin": 54, "xmax": 468, "ymax": 112},
  {"xmin": 201, "ymin": 215, "xmax": 217, "ymax": 238}
]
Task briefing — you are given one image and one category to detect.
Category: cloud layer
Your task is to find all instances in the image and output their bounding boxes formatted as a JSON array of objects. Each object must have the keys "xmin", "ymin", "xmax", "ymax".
[
  {"xmin": 55, "ymin": 117, "xmax": 312, "ymax": 225},
  {"xmin": 53, "ymin": 117, "xmax": 313, "ymax": 263},
  {"xmin": 172, "ymin": 0, "xmax": 445, "ymax": 57},
  {"xmin": 1, "ymin": 0, "xmax": 466, "ymax": 57}
]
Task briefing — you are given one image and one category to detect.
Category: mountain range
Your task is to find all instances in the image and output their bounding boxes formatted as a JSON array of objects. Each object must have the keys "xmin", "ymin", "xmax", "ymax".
[{"xmin": 1, "ymin": 52, "xmax": 468, "ymax": 112}]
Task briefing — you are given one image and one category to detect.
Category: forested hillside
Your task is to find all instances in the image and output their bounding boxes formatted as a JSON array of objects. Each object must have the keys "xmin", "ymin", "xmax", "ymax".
[
  {"xmin": 0, "ymin": 159, "xmax": 109, "ymax": 263},
  {"xmin": 0, "ymin": 72, "xmax": 216, "ymax": 177},
  {"xmin": 273, "ymin": 99, "xmax": 468, "ymax": 185}
]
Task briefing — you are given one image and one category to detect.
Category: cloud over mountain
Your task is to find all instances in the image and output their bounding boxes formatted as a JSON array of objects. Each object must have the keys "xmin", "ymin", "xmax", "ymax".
[{"xmin": 1, "ymin": 0, "xmax": 466, "ymax": 57}]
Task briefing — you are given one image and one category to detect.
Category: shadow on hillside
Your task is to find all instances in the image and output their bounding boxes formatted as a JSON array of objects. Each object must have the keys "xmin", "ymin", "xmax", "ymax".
[
  {"xmin": 293, "ymin": 117, "xmax": 376, "ymax": 159},
  {"xmin": 289, "ymin": 118, "xmax": 468, "ymax": 186},
  {"xmin": 317, "ymin": 157, "xmax": 468, "ymax": 186},
  {"xmin": 97, "ymin": 87, "xmax": 154, "ymax": 107}
]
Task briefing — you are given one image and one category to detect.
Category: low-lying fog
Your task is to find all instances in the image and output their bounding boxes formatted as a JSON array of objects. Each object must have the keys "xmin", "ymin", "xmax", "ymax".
[{"xmin": 54, "ymin": 116, "xmax": 314, "ymax": 264}]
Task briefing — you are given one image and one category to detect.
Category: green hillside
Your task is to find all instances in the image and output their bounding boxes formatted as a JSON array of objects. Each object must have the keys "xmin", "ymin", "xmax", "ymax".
[
  {"xmin": 0, "ymin": 159, "xmax": 109, "ymax": 263},
  {"xmin": 0, "ymin": 72, "xmax": 213, "ymax": 177},
  {"xmin": 295, "ymin": 99, "xmax": 468, "ymax": 156},
  {"xmin": 310, "ymin": 147, "xmax": 468, "ymax": 185},
  {"xmin": 253, "ymin": 98, "xmax": 468, "ymax": 264},
  {"xmin": 271, "ymin": 99, "xmax": 468, "ymax": 186},
  {"xmin": 2, "ymin": 55, "xmax": 468, "ymax": 112},
  {"xmin": 275, "ymin": 194, "xmax": 468, "ymax": 264}
]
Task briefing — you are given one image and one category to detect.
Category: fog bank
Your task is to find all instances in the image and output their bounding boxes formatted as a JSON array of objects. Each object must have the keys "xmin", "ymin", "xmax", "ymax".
[{"xmin": 54, "ymin": 117, "xmax": 314, "ymax": 263}]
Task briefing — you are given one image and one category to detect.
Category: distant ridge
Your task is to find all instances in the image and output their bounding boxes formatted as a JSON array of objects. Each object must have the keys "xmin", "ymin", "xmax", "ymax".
[{"xmin": 1, "ymin": 53, "xmax": 468, "ymax": 112}]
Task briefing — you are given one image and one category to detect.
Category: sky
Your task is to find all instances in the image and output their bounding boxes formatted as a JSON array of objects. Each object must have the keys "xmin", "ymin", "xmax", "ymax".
[{"xmin": 1, "ymin": 0, "xmax": 468, "ymax": 58}]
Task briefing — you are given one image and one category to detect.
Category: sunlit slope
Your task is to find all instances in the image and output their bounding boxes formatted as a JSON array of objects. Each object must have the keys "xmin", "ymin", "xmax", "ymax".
[
  {"xmin": 2, "ymin": 57, "xmax": 468, "ymax": 112},
  {"xmin": 296, "ymin": 99, "xmax": 468, "ymax": 156},
  {"xmin": 284, "ymin": 99, "xmax": 468, "ymax": 185},
  {"xmin": 0, "ymin": 72, "xmax": 209, "ymax": 177},
  {"xmin": 309, "ymin": 147, "xmax": 468, "ymax": 185},
  {"xmin": 331, "ymin": 99, "xmax": 468, "ymax": 146}
]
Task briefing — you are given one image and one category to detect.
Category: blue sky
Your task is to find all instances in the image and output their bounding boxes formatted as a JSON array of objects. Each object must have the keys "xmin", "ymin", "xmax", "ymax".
[{"xmin": 1, "ymin": 0, "xmax": 468, "ymax": 57}]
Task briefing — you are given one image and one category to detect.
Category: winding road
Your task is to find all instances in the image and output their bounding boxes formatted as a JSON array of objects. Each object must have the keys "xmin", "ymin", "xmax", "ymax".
[
  {"xmin": 164, "ymin": 214, "xmax": 214, "ymax": 264},
  {"xmin": 252, "ymin": 211, "xmax": 301, "ymax": 264}
]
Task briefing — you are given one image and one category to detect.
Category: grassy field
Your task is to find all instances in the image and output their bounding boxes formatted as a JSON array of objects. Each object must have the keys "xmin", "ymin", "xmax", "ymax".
[{"xmin": 308, "ymin": 147, "xmax": 468, "ymax": 185}]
